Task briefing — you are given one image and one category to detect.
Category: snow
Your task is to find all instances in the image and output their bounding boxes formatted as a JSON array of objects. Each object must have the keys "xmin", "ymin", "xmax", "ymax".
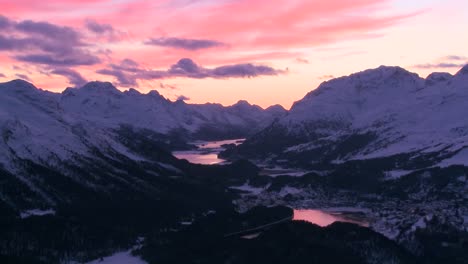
[
  {"xmin": 383, "ymin": 170, "xmax": 413, "ymax": 180},
  {"xmin": 241, "ymin": 232, "xmax": 261, "ymax": 239},
  {"xmin": 252, "ymin": 65, "xmax": 468, "ymax": 168},
  {"xmin": 229, "ymin": 182, "xmax": 269, "ymax": 195},
  {"xmin": 156, "ymin": 162, "xmax": 182, "ymax": 173},
  {"xmin": 84, "ymin": 250, "xmax": 147, "ymax": 264},
  {"xmin": 60, "ymin": 82, "xmax": 284, "ymax": 134},
  {"xmin": 0, "ymin": 79, "xmax": 283, "ymax": 204},
  {"xmin": 0, "ymin": 79, "xmax": 281, "ymax": 171},
  {"xmin": 321, "ymin": 207, "xmax": 371, "ymax": 213},
  {"xmin": 279, "ymin": 186, "xmax": 302, "ymax": 197},
  {"xmin": 410, "ymin": 214, "xmax": 433, "ymax": 232},
  {"xmin": 20, "ymin": 209, "xmax": 55, "ymax": 218},
  {"xmin": 259, "ymin": 165, "xmax": 310, "ymax": 177},
  {"xmin": 439, "ymin": 148, "xmax": 468, "ymax": 167}
]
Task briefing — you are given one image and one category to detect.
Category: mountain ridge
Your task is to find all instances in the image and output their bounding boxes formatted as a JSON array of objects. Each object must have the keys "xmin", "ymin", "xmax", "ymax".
[
  {"xmin": 1, "ymin": 79, "xmax": 286, "ymax": 137},
  {"xmin": 222, "ymin": 65, "xmax": 468, "ymax": 170}
]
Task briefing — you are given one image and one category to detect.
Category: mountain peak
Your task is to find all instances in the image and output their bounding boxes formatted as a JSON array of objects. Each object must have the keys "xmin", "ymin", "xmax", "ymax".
[
  {"xmin": 147, "ymin": 90, "xmax": 162, "ymax": 97},
  {"xmin": 310, "ymin": 66, "xmax": 421, "ymax": 94},
  {"xmin": 359, "ymin": 65, "xmax": 419, "ymax": 80},
  {"xmin": 0, "ymin": 79, "xmax": 38, "ymax": 93},
  {"xmin": 233, "ymin": 100, "xmax": 251, "ymax": 106},
  {"xmin": 455, "ymin": 64, "xmax": 468, "ymax": 76},
  {"xmin": 124, "ymin": 88, "xmax": 141, "ymax": 96},
  {"xmin": 425, "ymin": 72, "xmax": 452, "ymax": 85},
  {"xmin": 146, "ymin": 90, "xmax": 168, "ymax": 102},
  {"xmin": 266, "ymin": 104, "xmax": 287, "ymax": 113},
  {"xmin": 80, "ymin": 81, "xmax": 120, "ymax": 93}
]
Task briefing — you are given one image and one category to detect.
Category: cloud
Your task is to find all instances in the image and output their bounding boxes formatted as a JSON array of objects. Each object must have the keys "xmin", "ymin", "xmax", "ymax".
[
  {"xmin": 296, "ymin": 58, "xmax": 309, "ymax": 64},
  {"xmin": 0, "ymin": 0, "xmax": 424, "ymax": 92},
  {"xmin": 160, "ymin": 83, "xmax": 178, "ymax": 90},
  {"xmin": 413, "ymin": 55, "xmax": 468, "ymax": 70},
  {"xmin": 165, "ymin": 58, "xmax": 285, "ymax": 78},
  {"xmin": 148, "ymin": 0, "xmax": 421, "ymax": 52},
  {"xmin": 413, "ymin": 62, "xmax": 467, "ymax": 69},
  {"xmin": 109, "ymin": 58, "xmax": 141, "ymax": 72},
  {"xmin": 96, "ymin": 68, "xmax": 138, "ymax": 87},
  {"xmin": 15, "ymin": 73, "xmax": 31, "ymax": 81},
  {"xmin": 168, "ymin": 58, "xmax": 205, "ymax": 77},
  {"xmin": 211, "ymin": 63, "xmax": 282, "ymax": 78},
  {"xmin": 176, "ymin": 95, "xmax": 190, "ymax": 101},
  {"xmin": 0, "ymin": 73, "xmax": 6, "ymax": 78},
  {"xmin": 15, "ymin": 19, "xmax": 82, "ymax": 43},
  {"xmin": 96, "ymin": 58, "xmax": 145, "ymax": 86},
  {"xmin": 51, "ymin": 68, "xmax": 87, "ymax": 87},
  {"xmin": 84, "ymin": 19, "xmax": 124, "ymax": 41},
  {"xmin": 145, "ymin": 37, "xmax": 225, "ymax": 50},
  {"xmin": 443, "ymin": 55, "xmax": 467, "ymax": 61},
  {"xmin": 96, "ymin": 58, "xmax": 285, "ymax": 86},
  {"xmin": 85, "ymin": 19, "xmax": 114, "ymax": 34},
  {"xmin": 0, "ymin": 15, "xmax": 12, "ymax": 29},
  {"xmin": 0, "ymin": 15, "xmax": 100, "ymax": 67},
  {"xmin": 15, "ymin": 53, "xmax": 100, "ymax": 66}
]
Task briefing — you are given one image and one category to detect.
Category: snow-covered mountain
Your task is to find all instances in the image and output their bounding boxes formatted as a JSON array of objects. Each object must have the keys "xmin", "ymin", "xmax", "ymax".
[
  {"xmin": 0, "ymin": 78, "xmax": 285, "ymax": 169},
  {"xmin": 60, "ymin": 81, "xmax": 286, "ymax": 140},
  {"xmin": 1, "ymin": 69, "xmax": 467, "ymax": 264},
  {"xmin": 0, "ymin": 79, "xmax": 280, "ymax": 213},
  {"xmin": 225, "ymin": 65, "xmax": 468, "ymax": 169}
]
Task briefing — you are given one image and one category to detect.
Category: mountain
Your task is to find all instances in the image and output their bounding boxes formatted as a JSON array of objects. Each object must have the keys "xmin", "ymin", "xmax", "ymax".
[
  {"xmin": 1, "ymin": 68, "xmax": 467, "ymax": 263},
  {"xmin": 60, "ymin": 81, "xmax": 286, "ymax": 141},
  {"xmin": 0, "ymin": 79, "xmax": 268, "ymax": 262},
  {"xmin": 0, "ymin": 78, "xmax": 285, "ymax": 212},
  {"xmin": 223, "ymin": 65, "xmax": 468, "ymax": 170},
  {"xmin": 217, "ymin": 66, "xmax": 468, "ymax": 264}
]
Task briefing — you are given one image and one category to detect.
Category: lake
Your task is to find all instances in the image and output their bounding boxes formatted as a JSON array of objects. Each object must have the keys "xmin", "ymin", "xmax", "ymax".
[
  {"xmin": 174, "ymin": 139, "xmax": 370, "ymax": 228},
  {"xmin": 293, "ymin": 209, "xmax": 369, "ymax": 227},
  {"xmin": 173, "ymin": 138, "xmax": 244, "ymax": 165}
]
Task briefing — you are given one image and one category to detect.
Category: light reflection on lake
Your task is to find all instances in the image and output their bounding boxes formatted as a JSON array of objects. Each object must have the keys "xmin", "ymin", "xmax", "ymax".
[
  {"xmin": 172, "ymin": 152, "xmax": 225, "ymax": 165},
  {"xmin": 293, "ymin": 209, "xmax": 369, "ymax": 227},
  {"xmin": 173, "ymin": 139, "xmax": 244, "ymax": 165}
]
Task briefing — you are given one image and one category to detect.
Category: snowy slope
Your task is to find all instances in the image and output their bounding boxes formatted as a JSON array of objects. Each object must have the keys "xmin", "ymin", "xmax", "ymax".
[
  {"xmin": 0, "ymin": 80, "xmax": 91, "ymax": 167},
  {"xmin": 0, "ymin": 80, "xmax": 166, "ymax": 169},
  {"xmin": 60, "ymin": 81, "xmax": 285, "ymax": 136},
  {"xmin": 0, "ymin": 79, "xmax": 285, "ymax": 212},
  {"xmin": 0, "ymin": 79, "xmax": 283, "ymax": 170},
  {"xmin": 234, "ymin": 65, "xmax": 468, "ymax": 167}
]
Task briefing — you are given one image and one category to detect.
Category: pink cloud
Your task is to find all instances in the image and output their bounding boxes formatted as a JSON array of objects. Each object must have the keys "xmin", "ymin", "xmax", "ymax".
[
  {"xmin": 0, "ymin": 0, "xmax": 108, "ymax": 14},
  {"xmin": 89, "ymin": 0, "xmax": 418, "ymax": 66},
  {"xmin": 157, "ymin": 1, "xmax": 388, "ymax": 39},
  {"xmin": 1, "ymin": 0, "xmax": 419, "ymax": 57},
  {"xmin": 0, "ymin": 0, "xmax": 423, "ymax": 93}
]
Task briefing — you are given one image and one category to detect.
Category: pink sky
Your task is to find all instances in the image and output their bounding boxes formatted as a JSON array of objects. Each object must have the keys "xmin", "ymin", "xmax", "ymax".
[{"xmin": 0, "ymin": 0, "xmax": 467, "ymax": 109}]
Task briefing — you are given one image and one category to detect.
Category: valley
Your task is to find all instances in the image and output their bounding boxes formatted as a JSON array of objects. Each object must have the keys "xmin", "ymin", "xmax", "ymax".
[{"xmin": 1, "ymin": 65, "xmax": 467, "ymax": 263}]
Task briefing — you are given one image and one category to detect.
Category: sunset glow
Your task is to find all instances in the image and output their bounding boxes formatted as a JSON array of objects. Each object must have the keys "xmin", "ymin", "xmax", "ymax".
[{"xmin": 0, "ymin": 0, "xmax": 467, "ymax": 108}]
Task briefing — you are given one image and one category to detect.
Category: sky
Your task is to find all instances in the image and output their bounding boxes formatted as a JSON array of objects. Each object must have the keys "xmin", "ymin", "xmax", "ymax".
[{"xmin": 0, "ymin": 0, "xmax": 467, "ymax": 109}]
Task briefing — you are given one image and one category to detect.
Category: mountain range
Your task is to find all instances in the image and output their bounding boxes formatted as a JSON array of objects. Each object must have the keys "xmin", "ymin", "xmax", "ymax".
[
  {"xmin": 1, "ymin": 65, "xmax": 467, "ymax": 263},
  {"xmin": 224, "ymin": 65, "xmax": 468, "ymax": 171},
  {"xmin": 0, "ymin": 79, "xmax": 283, "ymax": 214}
]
